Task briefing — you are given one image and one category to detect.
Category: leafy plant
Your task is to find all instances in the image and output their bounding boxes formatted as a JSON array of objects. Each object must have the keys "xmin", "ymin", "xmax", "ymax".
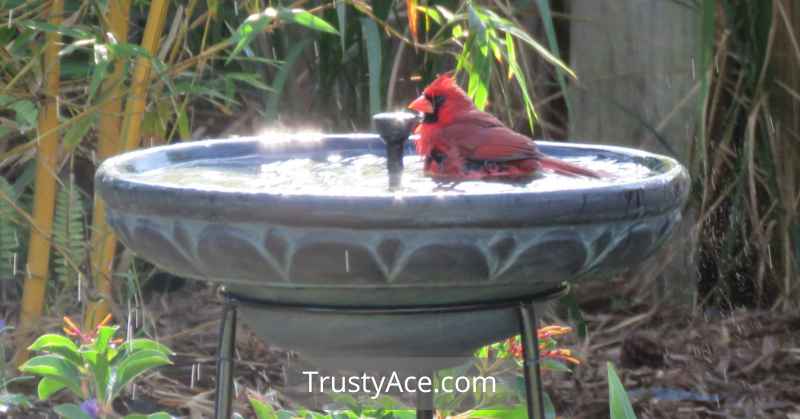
[
  {"xmin": 18, "ymin": 315, "xmax": 173, "ymax": 419},
  {"xmin": 52, "ymin": 180, "xmax": 87, "ymax": 286},
  {"xmin": 607, "ymin": 362, "xmax": 637, "ymax": 419},
  {"xmin": 409, "ymin": 1, "xmax": 574, "ymax": 131}
]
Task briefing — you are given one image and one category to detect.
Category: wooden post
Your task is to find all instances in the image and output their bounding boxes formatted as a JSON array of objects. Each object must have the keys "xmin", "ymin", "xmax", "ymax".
[
  {"xmin": 567, "ymin": 0, "xmax": 698, "ymax": 162},
  {"xmin": 567, "ymin": 0, "xmax": 700, "ymax": 301}
]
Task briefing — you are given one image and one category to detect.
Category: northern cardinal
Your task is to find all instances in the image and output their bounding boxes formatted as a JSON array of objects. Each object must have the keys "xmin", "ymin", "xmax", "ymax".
[{"xmin": 408, "ymin": 74, "xmax": 600, "ymax": 180}]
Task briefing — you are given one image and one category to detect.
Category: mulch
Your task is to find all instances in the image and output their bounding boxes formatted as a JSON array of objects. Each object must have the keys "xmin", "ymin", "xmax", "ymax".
[{"xmin": 3, "ymin": 276, "xmax": 800, "ymax": 418}]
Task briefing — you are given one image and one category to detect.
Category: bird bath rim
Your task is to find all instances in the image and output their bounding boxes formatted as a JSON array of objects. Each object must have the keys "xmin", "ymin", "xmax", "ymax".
[{"xmin": 95, "ymin": 134, "xmax": 689, "ymax": 229}]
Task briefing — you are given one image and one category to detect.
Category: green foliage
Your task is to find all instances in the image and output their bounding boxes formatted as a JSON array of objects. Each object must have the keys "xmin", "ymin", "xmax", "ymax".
[
  {"xmin": 19, "ymin": 321, "xmax": 173, "ymax": 418},
  {"xmin": 52, "ymin": 181, "xmax": 86, "ymax": 286},
  {"xmin": 360, "ymin": 17, "xmax": 383, "ymax": 117},
  {"xmin": 0, "ymin": 323, "xmax": 32, "ymax": 414},
  {"xmin": 0, "ymin": 96, "xmax": 38, "ymax": 134},
  {"xmin": 607, "ymin": 362, "xmax": 637, "ymax": 419},
  {"xmin": 227, "ymin": 6, "xmax": 339, "ymax": 63},
  {"xmin": 416, "ymin": 2, "xmax": 573, "ymax": 132},
  {"xmin": 695, "ymin": 0, "xmax": 800, "ymax": 308},
  {"xmin": 0, "ymin": 178, "xmax": 19, "ymax": 280}
]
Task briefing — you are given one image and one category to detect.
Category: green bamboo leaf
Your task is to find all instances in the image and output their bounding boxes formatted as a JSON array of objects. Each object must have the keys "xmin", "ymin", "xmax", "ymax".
[
  {"xmin": 265, "ymin": 40, "xmax": 311, "ymax": 121},
  {"xmin": 59, "ymin": 38, "xmax": 95, "ymax": 57},
  {"xmin": 63, "ymin": 114, "xmax": 97, "ymax": 151},
  {"xmin": 54, "ymin": 403, "xmax": 93, "ymax": 419},
  {"xmin": 508, "ymin": 58, "xmax": 538, "ymax": 132},
  {"xmin": 360, "ymin": 18, "xmax": 382, "ymax": 117},
  {"xmin": 435, "ymin": 5, "xmax": 455, "ymax": 22},
  {"xmin": 452, "ymin": 23, "xmax": 463, "ymax": 38},
  {"xmin": 278, "ymin": 8, "xmax": 339, "ymax": 34},
  {"xmin": 106, "ymin": 42, "xmax": 152, "ymax": 59},
  {"xmin": 417, "ymin": 6, "xmax": 442, "ymax": 25},
  {"xmin": 250, "ymin": 398, "xmax": 276, "ymax": 419},
  {"xmin": 698, "ymin": 0, "xmax": 715, "ymax": 163},
  {"xmin": 479, "ymin": 8, "xmax": 574, "ymax": 80},
  {"xmin": 37, "ymin": 377, "xmax": 66, "ymax": 400},
  {"xmin": 19, "ymin": 20, "xmax": 92, "ymax": 38},
  {"xmin": 227, "ymin": 11, "xmax": 275, "ymax": 64},
  {"xmin": 534, "ymin": 0, "xmax": 573, "ymax": 120},
  {"xmin": 88, "ymin": 43, "xmax": 111, "ymax": 102},
  {"xmin": 19, "ymin": 355, "xmax": 83, "ymax": 397},
  {"xmin": 110, "ymin": 349, "xmax": 172, "ymax": 398},
  {"xmin": 223, "ymin": 72, "xmax": 275, "ymax": 92},
  {"xmin": 608, "ymin": 362, "xmax": 638, "ymax": 419},
  {"xmin": 177, "ymin": 107, "xmax": 191, "ymax": 140}
]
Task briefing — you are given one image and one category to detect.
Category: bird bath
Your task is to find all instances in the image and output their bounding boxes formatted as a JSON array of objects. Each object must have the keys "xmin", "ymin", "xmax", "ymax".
[{"xmin": 95, "ymin": 113, "xmax": 689, "ymax": 418}]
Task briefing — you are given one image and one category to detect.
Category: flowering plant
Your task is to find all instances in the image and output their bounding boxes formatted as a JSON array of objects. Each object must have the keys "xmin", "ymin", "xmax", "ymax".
[
  {"xmin": 19, "ymin": 315, "xmax": 173, "ymax": 419},
  {"xmin": 505, "ymin": 325, "xmax": 581, "ymax": 370}
]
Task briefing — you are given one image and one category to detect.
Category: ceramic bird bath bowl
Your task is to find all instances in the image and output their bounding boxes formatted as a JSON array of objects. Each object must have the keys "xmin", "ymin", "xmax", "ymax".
[{"xmin": 96, "ymin": 113, "xmax": 689, "ymax": 418}]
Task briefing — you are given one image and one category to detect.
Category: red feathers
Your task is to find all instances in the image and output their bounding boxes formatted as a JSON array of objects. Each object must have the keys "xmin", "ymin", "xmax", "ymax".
[{"xmin": 408, "ymin": 74, "xmax": 599, "ymax": 180}]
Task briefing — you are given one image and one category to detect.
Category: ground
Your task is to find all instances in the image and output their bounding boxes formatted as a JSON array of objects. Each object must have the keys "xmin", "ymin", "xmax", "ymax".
[{"xmin": 4, "ymin": 275, "xmax": 799, "ymax": 418}]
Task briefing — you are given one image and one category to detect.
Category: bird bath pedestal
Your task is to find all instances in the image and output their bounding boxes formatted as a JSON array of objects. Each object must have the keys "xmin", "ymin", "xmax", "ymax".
[{"xmin": 95, "ymin": 114, "xmax": 689, "ymax": 419}]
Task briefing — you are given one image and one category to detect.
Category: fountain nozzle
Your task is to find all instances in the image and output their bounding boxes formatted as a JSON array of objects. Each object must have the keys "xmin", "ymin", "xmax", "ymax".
[{"xmin": 373, "ymin": 112, "xmax": 420, "ymax": 190}]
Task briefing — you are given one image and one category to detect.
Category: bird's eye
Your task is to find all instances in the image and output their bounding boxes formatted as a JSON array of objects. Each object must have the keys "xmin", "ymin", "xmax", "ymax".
[{"xmin": 433, "ymin": 95, "xmax": 445, "ymax": 107}]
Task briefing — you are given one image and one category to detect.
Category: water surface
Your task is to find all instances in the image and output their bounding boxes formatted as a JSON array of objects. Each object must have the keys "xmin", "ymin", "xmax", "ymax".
[{"xmin": 130, "ymin": 153, "xmax": 654, "ymax": 196}]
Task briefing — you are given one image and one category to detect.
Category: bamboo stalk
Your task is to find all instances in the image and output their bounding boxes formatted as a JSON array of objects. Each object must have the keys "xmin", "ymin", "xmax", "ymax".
[
  {"xmin": 16, "ymin": 0, "xmax": 63, "ymax": 364},
  {"xmin": 121, "ymin": 0, "xmax": 170, "ymax": 151},
  {"xmin": 85, "ymin": 0, "xmax": 132, "ymax": 329}
]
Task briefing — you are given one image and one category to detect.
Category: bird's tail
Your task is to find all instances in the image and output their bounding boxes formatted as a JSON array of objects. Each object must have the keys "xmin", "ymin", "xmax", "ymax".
[{"xmin": 539, "ymin": 156, "xmax": 601, "ymax": 178}]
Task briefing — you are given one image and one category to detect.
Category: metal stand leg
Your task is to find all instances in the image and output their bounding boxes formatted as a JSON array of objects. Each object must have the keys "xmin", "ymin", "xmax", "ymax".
[
  {"xmin": 416, "ymin": 373, "xmax": 435, "ymax": 419},
  {"xmin": 214, "ymin": 300, "xmax": 237, "ymax": 419},
  {"xmin": 519, "ymin": 302, "xmax": 545, "ymax": 419}
]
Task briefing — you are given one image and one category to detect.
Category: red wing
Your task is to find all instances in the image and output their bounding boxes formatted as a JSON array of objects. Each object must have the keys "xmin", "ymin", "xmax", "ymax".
[{"xmin": 440, "ymin": 111, "xmax": 538, "ymax": 162}]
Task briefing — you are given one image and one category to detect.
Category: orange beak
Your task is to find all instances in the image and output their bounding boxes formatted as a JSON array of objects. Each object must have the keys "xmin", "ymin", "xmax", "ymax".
[{"xmin": 408, "ymin": 95, "xmax": 434, "ymax": 114}]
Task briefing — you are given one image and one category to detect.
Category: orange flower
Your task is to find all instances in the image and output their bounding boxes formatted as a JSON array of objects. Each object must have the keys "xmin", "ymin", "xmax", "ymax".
[
  {"xmin": 504, "ymin": 325, "xmax": 581, "ymax": 367},
  {"xmin": 542, "ymin": 348, "xmax": 581, "ymax": 365},
  {"xmin": 63, "ymin": 314, "xmax": 123, "ymax": 345},
  {"xmin": 537, "ymin": 325, "xmax": 573, "ymax": 340}
]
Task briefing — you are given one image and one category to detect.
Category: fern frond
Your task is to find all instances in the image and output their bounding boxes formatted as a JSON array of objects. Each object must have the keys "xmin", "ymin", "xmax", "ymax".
[
  {"xmin": 0, "ymin": 178, "xmax": 19, "ymax": 281},
  {"xmin": 52, "ymin": 180, "xmax": 87, "ymax": 286}
]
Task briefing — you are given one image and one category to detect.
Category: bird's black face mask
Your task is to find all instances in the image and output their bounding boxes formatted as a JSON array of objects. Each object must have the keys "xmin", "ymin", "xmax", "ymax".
[{"xmin": 423, "ymin": 95, "xmax": 446, "ymax": 123}]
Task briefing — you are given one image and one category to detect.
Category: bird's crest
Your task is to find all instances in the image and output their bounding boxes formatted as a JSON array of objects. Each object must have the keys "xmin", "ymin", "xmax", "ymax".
[{"xmin": 425, "ymin": 73, "xmax": 459, "ymax": 94}]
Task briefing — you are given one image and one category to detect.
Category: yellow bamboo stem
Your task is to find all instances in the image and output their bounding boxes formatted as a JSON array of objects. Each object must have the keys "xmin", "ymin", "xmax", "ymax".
[
  {"xmin": 16, "ymin": 0, "xmax": 63, "ymax": 364},
  {"xmin": 121, "ymin": 0, "xmax": 170, "ymax": 151},
  {"xmin": 85, "ymin": 0, "xmax": 131, "ymax": 329}
]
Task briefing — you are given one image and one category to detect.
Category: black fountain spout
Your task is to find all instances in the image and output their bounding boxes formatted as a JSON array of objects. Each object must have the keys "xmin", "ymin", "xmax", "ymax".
[{"xmin": 373, "ymin": 112, "xmax": 420, "ymax": 189}]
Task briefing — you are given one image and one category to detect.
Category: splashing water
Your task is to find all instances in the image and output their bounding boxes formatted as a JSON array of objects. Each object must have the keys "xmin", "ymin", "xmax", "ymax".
[{"xmin": 130, "ymin": 153, "xmax": 654, "ymax": 196}]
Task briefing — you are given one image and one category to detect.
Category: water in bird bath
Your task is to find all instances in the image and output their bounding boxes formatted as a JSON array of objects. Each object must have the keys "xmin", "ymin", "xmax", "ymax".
[{"xmin": 128, "ymin": 153, "xmax": 654, "ymax": 196}]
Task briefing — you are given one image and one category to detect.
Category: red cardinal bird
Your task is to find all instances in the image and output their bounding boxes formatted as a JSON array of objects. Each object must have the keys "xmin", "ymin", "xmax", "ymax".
[{"xmin": 408, "ymin": 74, "xmax": 599, "ymax": 180}]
